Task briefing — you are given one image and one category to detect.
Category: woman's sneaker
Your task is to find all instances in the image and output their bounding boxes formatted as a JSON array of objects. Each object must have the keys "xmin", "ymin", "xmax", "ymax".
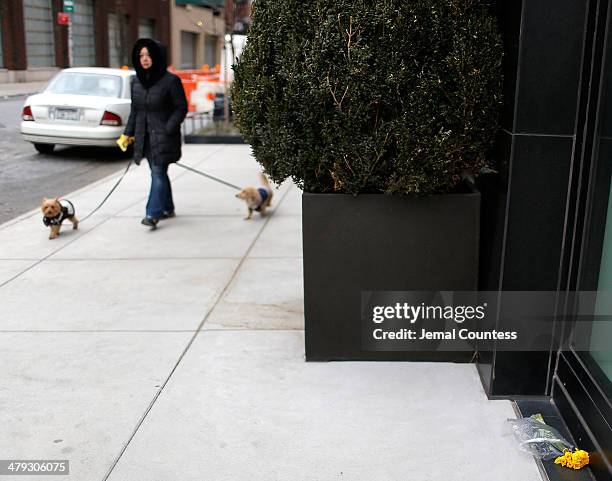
[
  {"xmin": 141, "ymin": 217, "xmax": 158, "ymax": 229},
  {"xmin": 160, "ymin": 211, "xmax": 175, "ymax": 219}
]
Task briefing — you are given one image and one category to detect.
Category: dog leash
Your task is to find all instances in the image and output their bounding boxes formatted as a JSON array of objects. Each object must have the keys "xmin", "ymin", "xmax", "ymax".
[
  {"xmin": 79, "ymin": 159, "xmax": 133, "ymax": 223},
  {"xmin": 175, "ymin": 162, "xmax": 241, "ymax": 190}
]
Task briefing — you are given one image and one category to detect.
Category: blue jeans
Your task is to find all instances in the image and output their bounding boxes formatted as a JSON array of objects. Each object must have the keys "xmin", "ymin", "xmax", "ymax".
[{"xmin": 146, "ymin": 161, "xmax": 174, "ymax": 219}]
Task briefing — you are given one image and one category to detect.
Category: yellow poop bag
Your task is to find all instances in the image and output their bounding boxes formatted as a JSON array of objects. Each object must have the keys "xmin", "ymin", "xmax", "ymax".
[{"xmin": 116, "ymin": 134, "xmax": 134, "ymax": 152}]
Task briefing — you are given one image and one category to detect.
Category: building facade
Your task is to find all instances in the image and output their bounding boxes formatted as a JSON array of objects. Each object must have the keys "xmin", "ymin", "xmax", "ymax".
[
  {"xmin": 0, "ymin": 0, "xmax": 229, "ymax": 83},
  {"xmin": 171, "ymin": 0, "xmax": 224, "ymax": 70},
  {"xmin": 0, "ymin": 0, "xmax": 171, "ymax": 83},
  {"xmin": 225, "ymin": 0, "xmax": 251, "ymax": 35},
  {"xmin": 479, "ymin": 1, "xmax": 612, "ymax": 479}
]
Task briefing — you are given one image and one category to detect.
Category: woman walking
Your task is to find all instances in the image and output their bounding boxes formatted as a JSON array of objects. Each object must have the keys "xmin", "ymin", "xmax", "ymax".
[{"xmin": 120, "ymin": 38, "xmax": 188, "ymax": 229}]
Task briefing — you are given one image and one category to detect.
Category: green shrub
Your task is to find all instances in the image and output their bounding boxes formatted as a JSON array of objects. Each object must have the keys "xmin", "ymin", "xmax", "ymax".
[{"xmin": 232, "ymin": 0, "xmax": 503, "ymax": 195}]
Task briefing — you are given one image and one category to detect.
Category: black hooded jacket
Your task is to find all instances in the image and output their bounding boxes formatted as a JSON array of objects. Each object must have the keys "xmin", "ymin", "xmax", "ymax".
[{"xmin": 124, "ymin": 39, "xmax": 188, "ymax": 165}]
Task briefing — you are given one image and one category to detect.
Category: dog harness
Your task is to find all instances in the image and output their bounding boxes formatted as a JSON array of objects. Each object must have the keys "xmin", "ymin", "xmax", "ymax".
[
  {"xmin": 43, "ymin": 199, "xmax": 75, "ymax": 226},
  {"xmin": 255, "ymin": 188, "xmax": 269, "ymax": 212}
]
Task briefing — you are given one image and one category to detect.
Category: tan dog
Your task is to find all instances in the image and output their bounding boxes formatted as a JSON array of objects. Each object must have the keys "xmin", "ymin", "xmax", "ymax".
[
  {"xmin": 235, "ymin": 173, "xmax": 273, "ymax": 220},
  {"xmin": 41, "ymin": 197, "xmax": 79, "ymax": 239}
]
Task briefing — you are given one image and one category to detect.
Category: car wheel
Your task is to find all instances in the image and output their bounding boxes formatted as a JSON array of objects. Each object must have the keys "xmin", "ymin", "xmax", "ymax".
[{"xmin": 34, "ymin": 143, "xmax": 55, "ymax": 154}]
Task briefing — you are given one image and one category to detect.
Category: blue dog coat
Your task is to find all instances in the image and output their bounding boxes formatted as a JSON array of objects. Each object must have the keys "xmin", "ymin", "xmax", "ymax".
[{"xmin": 255, "ymin": 188, "xmax": 269, "ymax": 212}]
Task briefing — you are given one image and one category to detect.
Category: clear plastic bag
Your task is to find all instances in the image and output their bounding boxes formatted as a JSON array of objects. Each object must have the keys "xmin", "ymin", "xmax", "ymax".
[{"xmin": 508, "ymin": 413, "xmax": 574, "ymax": 460}]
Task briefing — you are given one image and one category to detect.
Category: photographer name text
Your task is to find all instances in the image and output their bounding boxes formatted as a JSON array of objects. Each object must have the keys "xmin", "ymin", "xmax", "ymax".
[
  {"xmin": 370, "ymin": 302, "xmax": 517, "ymax": 341},
  {"xmin": 372, "ymin": 327, "xmax": 517, "ymax": 340}
]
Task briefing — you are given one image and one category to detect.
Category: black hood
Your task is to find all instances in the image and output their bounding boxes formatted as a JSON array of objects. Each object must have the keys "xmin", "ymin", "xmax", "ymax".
[{"xmin": 132, "ymin": 38, "xmax": 168, "ymax": 88}]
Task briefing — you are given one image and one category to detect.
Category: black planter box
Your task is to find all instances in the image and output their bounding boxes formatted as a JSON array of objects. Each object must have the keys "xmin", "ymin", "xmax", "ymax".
[{"xmin": 303, "ymin": 191, "xmax": 480, "ymax": 362}]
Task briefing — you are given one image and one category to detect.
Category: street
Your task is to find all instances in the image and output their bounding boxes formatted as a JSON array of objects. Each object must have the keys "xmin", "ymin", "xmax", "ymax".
[{"xmin": 0, "ymin": 96, "xmax": 129, "ymax": 224}]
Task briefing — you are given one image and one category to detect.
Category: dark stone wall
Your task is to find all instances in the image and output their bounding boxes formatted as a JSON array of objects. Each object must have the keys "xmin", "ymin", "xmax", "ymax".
[{"xmin": 478, "ymin": 0, "xmax": 589, "ymax": 396}]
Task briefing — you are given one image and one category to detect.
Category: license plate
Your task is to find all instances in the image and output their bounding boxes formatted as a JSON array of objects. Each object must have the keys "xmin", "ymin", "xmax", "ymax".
[{"xmin": 54, "ymin": 108, "xmax": 79, "ymax": 121}]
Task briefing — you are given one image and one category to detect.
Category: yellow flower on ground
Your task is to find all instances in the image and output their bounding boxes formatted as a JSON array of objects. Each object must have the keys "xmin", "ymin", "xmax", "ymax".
[{"xmin": 554, "ymin": 449, "xmax": 590, "ymax": 469}]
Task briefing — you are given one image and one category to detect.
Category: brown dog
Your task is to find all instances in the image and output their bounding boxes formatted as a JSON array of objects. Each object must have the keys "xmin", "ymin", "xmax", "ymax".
[
  {"xmin": 41, "ymin": 197, "xmax": 79, "ymax": 239},
  {"xmin": 235, "ymin": 173, "xmax": 273, "ymax": 220}
]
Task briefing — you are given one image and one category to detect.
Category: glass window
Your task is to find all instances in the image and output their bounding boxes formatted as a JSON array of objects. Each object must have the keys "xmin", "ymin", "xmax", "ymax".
[
  {"xmin": 181, "ymin": 31, "xmax": 197, "ymax": 69},
  {"xmin": 589, "ymin": 180, "xmax": 612, "ymax": 382},
  {"xmin": 72, "ymin": 0, "xmax": 96, "ymax": 67},
  {"xmin": 205, "ymin": 35, "xmax": 218, "ymax": 67},
  {"xmin": 566, "ymin": 18, "xmax": 612, "ymax": 393},
  {"xmin": 45, "ymin": 72, "xmax": 122, "ymax": 97},
  {"xmin": 108, "ymin": 13, "xmax": 129, "ymax": 68},
  {"xmin": 23, "ymin": 0, "xmax": 55, "ymax": 67},
  {"xmin": 138, "ymin": 18, "xmax": 155, "ymax": 39}
]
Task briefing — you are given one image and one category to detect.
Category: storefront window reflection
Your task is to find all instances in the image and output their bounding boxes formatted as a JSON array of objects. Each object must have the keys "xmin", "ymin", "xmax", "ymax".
[{"xmin": 590, "ymin": 179, "xmax": 612, "ymax": 382}]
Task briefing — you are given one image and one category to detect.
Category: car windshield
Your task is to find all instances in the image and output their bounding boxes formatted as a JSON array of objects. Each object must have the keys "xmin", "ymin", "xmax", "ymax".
[{"xmin": 45, "ymin": 72, "xmax": 122, "ymax": 98}]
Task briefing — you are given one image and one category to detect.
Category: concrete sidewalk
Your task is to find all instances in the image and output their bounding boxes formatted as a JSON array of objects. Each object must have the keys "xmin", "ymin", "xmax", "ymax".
[
  {"xmin": 0, "ymin": 144, "xmax": 542, "ymax": 481},
  {"xmin": 0, "ymin": 81, "xmax": 47, "ymax": 99}
]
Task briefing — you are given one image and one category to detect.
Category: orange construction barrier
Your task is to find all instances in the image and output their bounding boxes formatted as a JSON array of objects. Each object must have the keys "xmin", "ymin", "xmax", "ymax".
[
  {"xmin": 181, "ymin": 79, "xmax": 197, "ymax": 112},
  {"xmin": 170, "ymin": 66, "xmax": 223, "ymax": 113}
]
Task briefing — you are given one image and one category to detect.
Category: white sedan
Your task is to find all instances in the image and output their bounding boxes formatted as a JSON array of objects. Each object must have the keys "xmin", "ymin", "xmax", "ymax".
[{"xmin": 20, "ymin": 67, "xmax": 135, "ymax": 153}]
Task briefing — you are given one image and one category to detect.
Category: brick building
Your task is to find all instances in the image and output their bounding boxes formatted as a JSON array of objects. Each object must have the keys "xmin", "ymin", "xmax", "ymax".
[
  {"xmin": 0, "ymin": 0, "xmax": 227, "ymax": 83},
  {"xmin": 172, "ymin": 0, "xmax": 225, "ymax": 69},
  {"xmin": 224, "ymin": 0, "xmax": 251, "ymax": 35}
]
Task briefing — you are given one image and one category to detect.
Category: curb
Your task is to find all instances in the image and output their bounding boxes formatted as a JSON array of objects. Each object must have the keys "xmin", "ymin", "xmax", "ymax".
[
  {"xmin": 0, "ymin": 144, "xmax": 228, "ymax": 231},
  {"xmin": 0, "ymin": 164, "xmax": 131, "ymax": 231},
  {"xmin": 0, "ymin": 92, "xmax": 38, "ymax": 100}
]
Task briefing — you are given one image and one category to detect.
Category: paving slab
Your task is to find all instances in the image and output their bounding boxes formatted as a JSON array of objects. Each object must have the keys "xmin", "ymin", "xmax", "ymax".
[
  {"xmin": 66, "ymin": 188, "xmax": 147, "ymax": 218},
  {"xmin": 0, "ymin": 259, "xmax": 38, "ymax": 285},
  {"xmin": 179, "ymin": 146, "xmax": 249, "ymax": 171},
  {"xmin": 0, "ymin": 331, "xmax": 191, "ymax": 481},
  {"xmin": 154, "ymin": 178, "xmax": 292, "ymax": 222},
  {"xmin": 205, "ymin": 258, "xmax": 304, "ymax": 330},
  {"xmin": 170, "ymin": 164, "xmax": 284, "ymax": 194},
  {"xmin": 0, "ymin": 213, "xmax": 108, "ymax": 260},
  {"xmin": 70, "ymin": 144, "xmax": 226, "ymax": 196},
  {"xmin": 117, "ymin": 179, "xmax": 253, "ymax": 218},
  {"xmin": 79, "ymin": 163, "xmax": 179, "ymax": 194},
  {"xmin": 189, "ymin": 144, "xmax": 253, "ymax": 167},
  {"xmin": 0, "ymin": 143, "xmax": 543, "ymax": 481},
  {"xmin": 248, "ymin": 213, "xmax": 303, "ymax": 258},
  {"xmin": 178, "ymin": 145, "xmax": 285, "ymax": 187},
  {"xmin": 105, "ymin": 330, "xmax": 542, "ymax": 481},
  {"xmin": 0, "ymin": 259, "xmax": 238, "ymax": 330},
  {"xmin": 50, "ymin": 216, "xmax": 261, "ymax": 260},
  {"xmin": 0, "ymin": 81, "xmax": 47, "ymax": 98},
  {"xmin": 271, "ymin": 186, "xmax": 302, "ymax": 217}
]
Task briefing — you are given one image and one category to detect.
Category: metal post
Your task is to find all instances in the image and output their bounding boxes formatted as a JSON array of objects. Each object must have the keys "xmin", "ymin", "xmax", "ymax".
[
  {"xmin": 223, "ymin": 35, "xmax": 230, "ymax": 130},
  {"xmin": 67, "ymin": 13, "xmax": 73, "ymax": 67}
]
